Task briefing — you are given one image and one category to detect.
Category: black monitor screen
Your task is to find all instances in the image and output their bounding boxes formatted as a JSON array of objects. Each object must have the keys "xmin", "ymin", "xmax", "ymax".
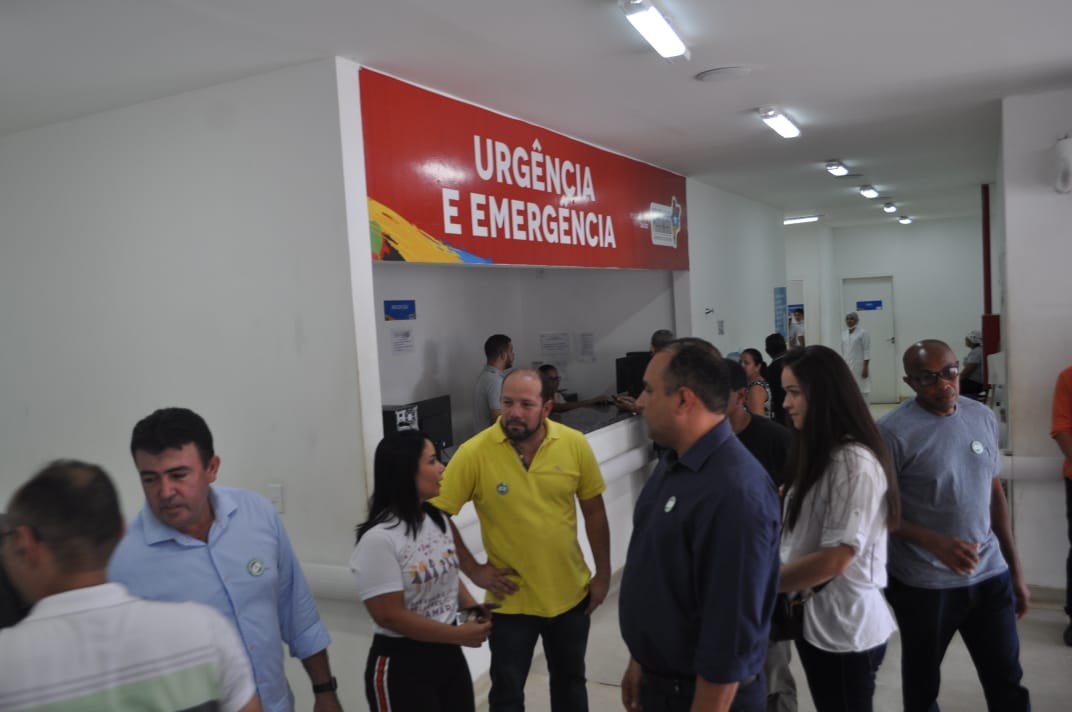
[
  {"xmin": 616, "ymin": 353, "xmax": 652, "ymax": 398},
  {"xmin": 382, "ymin": 394, "xmax": 453, "ymax": 450}
]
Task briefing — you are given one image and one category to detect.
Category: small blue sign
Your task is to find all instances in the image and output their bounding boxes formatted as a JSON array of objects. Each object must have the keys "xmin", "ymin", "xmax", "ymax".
[
  {"xmin": 856, "ymin": 300, "xmax": 883, "ymax": 311},
  {"xmin": 773, "ymin": 287, "xmax": 788, "ymax": 336},
  {"xmin": 384, "ymin": 299, "xmax": 416, "ymax": 321}
]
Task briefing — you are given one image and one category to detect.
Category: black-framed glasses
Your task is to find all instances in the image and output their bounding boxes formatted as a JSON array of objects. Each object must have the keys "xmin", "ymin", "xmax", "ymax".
[{"xmin": 913, "ymin": 364, "xmax": 960, "ymax": 386}]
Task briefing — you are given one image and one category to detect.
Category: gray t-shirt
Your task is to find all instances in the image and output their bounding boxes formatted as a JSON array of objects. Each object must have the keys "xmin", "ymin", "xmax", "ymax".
[
  {"xmin": 472, "ymin": 364, "xmax": 505, "ymax": 432},
  {"xmin": 878, "ymin": 397, "xmax": 1006, "ymax": 588}
]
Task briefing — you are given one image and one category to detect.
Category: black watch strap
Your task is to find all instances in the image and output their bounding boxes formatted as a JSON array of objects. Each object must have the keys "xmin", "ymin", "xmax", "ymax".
[{"xmin": 312, "ymin": 676, "xmax": 338, "ymax": 694}]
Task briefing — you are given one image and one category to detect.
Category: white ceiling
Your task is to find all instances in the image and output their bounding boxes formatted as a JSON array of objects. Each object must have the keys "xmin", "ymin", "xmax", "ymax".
[{"xmin": 4, "ymin": 0, "xmax": 1072, "ymax": 227}]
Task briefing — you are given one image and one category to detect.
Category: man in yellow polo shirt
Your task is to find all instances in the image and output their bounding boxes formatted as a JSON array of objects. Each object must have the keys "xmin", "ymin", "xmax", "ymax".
[{"xmin": 431, "ymin": 368, "xmax": 610, "ymax": 712}]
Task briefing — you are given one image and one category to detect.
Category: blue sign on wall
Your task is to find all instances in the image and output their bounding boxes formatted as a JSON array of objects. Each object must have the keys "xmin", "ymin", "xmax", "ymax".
[
  {"xmin": 384, "ymin": 299, "xmax": 417, "ymax": 321},
  {"xmin": 774, "ymin": 287, "xmax": 788, "ymax": 336},
  {"xmin": 856, "ymin": 300, "xmax": 883, "ymax": 311}
]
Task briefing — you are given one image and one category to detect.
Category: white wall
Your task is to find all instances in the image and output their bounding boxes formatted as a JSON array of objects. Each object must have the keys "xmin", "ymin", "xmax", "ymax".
[
  {"xmin": 685, "ymin": 180, "xmax": 786, "ymax": 355},
  {"xmin": 834, "ymin": 217, "xmax": 984, "ymax": 399},
  {"xmin": 1000, "ymin": 86, "xmax": 1072, "ymax": 589},
  {"xmin": 785, "ymin": 222, "xmax": 838, "ymax": 346},
  {"xmin": 0, "ymin": 59, "xmax": 372, "ymax": 568},
  {"xmin": 373, "ymin": 263, "xmax": 676, "ymax": 439}
]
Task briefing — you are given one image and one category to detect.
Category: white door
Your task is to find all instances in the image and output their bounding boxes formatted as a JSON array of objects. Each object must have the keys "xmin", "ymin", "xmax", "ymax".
[{"xmin": 842, "ymin": 277, "xmax": 897, "ymax": 403}]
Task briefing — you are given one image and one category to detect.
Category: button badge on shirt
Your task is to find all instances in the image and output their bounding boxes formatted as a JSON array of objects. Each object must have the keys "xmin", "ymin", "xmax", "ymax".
[
  {"xmin": 247, "ymin": 559, "xmax": 265, "ymax": 576},
  {"xmin": 970, "ymin": 440, "xmax": 984, "ymax": 455},
  {"xmin": 664, "ymin": 496, "xmax": 677, "ymax": 513},
  {"xmin": 496, "ymin": 482, "xmax": 509, "ymax": 495}
]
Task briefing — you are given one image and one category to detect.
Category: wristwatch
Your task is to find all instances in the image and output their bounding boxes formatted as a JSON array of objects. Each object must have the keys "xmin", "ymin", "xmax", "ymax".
[{"xmin": 312, "ymin": 676, "xmax": 338, "ymax": 694}]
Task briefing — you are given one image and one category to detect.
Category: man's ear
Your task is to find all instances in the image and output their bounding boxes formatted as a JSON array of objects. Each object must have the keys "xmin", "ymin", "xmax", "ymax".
[{"xmin": 675, "ymin": 387, "xmax": 696, "ymax": 413}]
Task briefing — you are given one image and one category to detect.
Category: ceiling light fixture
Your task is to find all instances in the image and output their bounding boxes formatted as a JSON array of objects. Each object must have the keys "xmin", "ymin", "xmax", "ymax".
[
  {"xmin": 758, "ymin": 107, "xmax": 800, "ymax": 139},
  {"xmin": 882, "ymin": 202, "xmax": 897, "ymax": 213},
  {"xmin": 898, "ymin": 216, "xmax": 913, "ymax": 225},
  {"xmin": 619, "ymin": 0, "xmax": 689, "ymax": 59},
  {"xmin": 783, "ymin": 215, "xmax": 820, "ymax": 225},
  {"xmin": 825, "ymin": 161, "xmax": 849, "ymax": 177},
  {"xmin": 859, "ymin": 185, "xmax": 879, "ymax": 199}
]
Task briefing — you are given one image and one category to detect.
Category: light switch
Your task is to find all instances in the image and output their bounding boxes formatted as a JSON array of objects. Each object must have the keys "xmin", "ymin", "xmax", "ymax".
[{"xmin": 267, "ymin": 483, "xmax": 284, "ymax": 514}]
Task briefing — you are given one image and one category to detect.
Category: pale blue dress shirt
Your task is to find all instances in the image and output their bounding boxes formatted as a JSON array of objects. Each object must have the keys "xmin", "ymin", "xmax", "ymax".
[{"xmin": 108, "ymin": 486, "xmax": 330, "ymax": 712}]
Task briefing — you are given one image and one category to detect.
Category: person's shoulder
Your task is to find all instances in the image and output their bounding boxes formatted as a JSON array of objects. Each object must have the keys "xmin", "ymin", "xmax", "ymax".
[
  {"xmin": 957, "ymin": 396, "xmax": 996, "ymax": 422},
  {"xmin": 877, "ymin": 399, "xmax": 917, "ymax": 429},
  {"xmin": 220, "ymin": 486, "xmax": 276, "ymax": 513}
]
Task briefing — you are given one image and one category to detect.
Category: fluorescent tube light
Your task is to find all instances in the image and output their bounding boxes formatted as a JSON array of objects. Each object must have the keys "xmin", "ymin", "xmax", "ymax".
[
  {"xmin": 759, "ymin": 107, "xmax": 800, "ymax": 139},
  {"xmin": 620, "ymin": 1, "xmax": 688, "ymax": 59},
  {"xmin": 784, "ymin": 215, "xmax": 820, "ymax": 225},
  {"xmin": 859, "ymin": 185, "xmax": 879, "ymax": 199},
  {"xmin": 898, "ymin": 216, "xmax": 913, "ymax": 225},
  {"xmin": 882, "ymin": 202, "xmax": 897, "ymax": 213},
  {"xmin": 826, "ymin": 161, "xmax": 849, "ymax": 177}
]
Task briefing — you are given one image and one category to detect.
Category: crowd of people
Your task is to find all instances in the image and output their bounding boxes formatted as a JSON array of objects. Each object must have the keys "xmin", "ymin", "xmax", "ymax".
[{"xmin": 0, "ymin": 324, "xmax": 1051, "ymax": 712}]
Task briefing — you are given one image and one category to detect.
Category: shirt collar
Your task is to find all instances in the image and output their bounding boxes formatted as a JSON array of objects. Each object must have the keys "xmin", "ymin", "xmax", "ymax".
[
  {"xmin": 667, "ymin": 419, "xmax": 733, "ymax": 473},
  {"xmin": 25, "ymin": 583, "xmax": 133, "ymax": 621},
  {"xmin": 140, "ymin": 485, "xmax": 239, "ymax": 545}
]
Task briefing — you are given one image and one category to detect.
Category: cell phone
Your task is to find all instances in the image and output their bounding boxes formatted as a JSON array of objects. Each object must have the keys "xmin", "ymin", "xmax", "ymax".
[{"xmin": 456, "ymin": 602, "xmax": 501, "ymax": 624}]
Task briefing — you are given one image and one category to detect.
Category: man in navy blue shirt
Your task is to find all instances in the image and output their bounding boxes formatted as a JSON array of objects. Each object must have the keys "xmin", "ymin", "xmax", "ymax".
[{"xmin": 619, "ymin": 339, "xmax": 781, "ymax": 712}]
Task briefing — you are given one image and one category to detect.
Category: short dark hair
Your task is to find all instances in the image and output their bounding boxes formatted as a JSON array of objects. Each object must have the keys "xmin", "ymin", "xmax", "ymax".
[
  {"xmin": 765, "ymin": 333, "xmax": 787, "ymax": 357},
  {"xmin": 130, "ymin": 407, "xmax": 215, "ymax": 467},
  {"xmin": 356, "ymin": 431, "xmax": 445, "ymax": 543},
  {"xmin": 484, "ymin": 334, "xmax": 511, "ymax": 361},
  {"xmin": 6, "ymin": 460, "xmax": 123, "ymax": 571},
  {"xmin": 660, "ymin": 338, "xmax": 729, "ymax": 414},
  {"xmin": 650, "ymin": 329, "xmax": 675, "ymax": 350},
  {"xmin": 725, "ymin": 358, "xmax": 748, "ymax": 391},
  {"xmin": 504, "ymin": 368, "xmax": 555, "ymax": 404},
  {"xmin": 793, "ymin": 308, "xmax": 804, "ymax": 317},
  {"xmin": 538, "ymin": 363, "xmax": 558, "ymax": 377}
]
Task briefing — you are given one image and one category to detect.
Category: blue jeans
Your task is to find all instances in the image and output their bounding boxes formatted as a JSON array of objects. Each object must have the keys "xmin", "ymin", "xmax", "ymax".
[
  {"xmin": 794, "ymin": 638, "xmax": 885, "ymax": 712},
  {"xmin": 885, "ymin": 571, "xmax": 1031, "ymax": 712},
  {"xmin": 488, "ymin": 594, "xmax": 590, "ymax": 712}
]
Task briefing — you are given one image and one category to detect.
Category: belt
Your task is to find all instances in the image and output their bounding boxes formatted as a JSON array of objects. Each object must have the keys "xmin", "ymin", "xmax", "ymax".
[{"xmin": 642, "ymin": 669, "xmax": 758, "ymax": 696}]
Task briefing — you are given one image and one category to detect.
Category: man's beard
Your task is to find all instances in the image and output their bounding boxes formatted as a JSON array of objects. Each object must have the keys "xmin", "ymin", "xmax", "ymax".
[{"xmin": 503, "ymin": 418, "xmax": 538, "ymax": 443}]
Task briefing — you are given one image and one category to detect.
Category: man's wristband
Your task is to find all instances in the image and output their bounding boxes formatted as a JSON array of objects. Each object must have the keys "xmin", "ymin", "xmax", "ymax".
[{"xmin": 312, "ymin": 676, "xmax": 338, "ymax": 694}]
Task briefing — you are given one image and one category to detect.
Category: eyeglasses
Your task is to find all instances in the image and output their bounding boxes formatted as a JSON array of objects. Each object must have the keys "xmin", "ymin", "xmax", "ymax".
[{"xmin": 913, "ymin": 364, "xmax": 960, "ymax": 386}]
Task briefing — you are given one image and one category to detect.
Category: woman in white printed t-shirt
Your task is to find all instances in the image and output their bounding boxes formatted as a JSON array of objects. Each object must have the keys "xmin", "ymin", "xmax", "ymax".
[
  {"xmin": 779, "ymin": 346, "xmax": 902, "ymax": 712},
  {"xmin": 350, "ymin": 431, "xmax": 492, "ymax": 712}
]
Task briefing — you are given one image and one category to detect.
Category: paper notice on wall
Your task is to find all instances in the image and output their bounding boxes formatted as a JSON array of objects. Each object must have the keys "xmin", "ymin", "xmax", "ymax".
[
  {"xmin": 540, "ymin": 332, "xmax": 571, "ymax": 362},
  {"xmin": 391, "ymin": 327, "xmax": 415, "ymax": 353},
  {"xmin": 577, "ymin": 332, "xmax": 596, "ymax": 362}
]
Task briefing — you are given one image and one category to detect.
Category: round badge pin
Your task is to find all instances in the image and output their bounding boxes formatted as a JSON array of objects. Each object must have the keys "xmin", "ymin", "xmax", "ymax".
[
  {"xmin": 496, "ymin": 482, "xmax": 509, "ymax": 495},
  {"xmin": 664, "ymin": 496, "xmax": 677, "ymax": 513},
  {"xmin": 247, "ymin": 559, "xmax": 265, "ymax": 577},
  {"xmin": 970, "ymin": 440, "xmax": 984, "ymax": 455}
]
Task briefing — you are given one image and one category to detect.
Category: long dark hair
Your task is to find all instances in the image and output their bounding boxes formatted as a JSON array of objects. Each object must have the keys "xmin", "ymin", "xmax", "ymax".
[
  {"xmin": 742, "ymin": 348, "xmax": 769, "ymax": 380},
  {"xmin": 782, "ymin": 346, "xmax": 901, "ymax": 531},
  {"xmin": 355, "ymin": 430, "xmax": 446, "ymax": 543}
]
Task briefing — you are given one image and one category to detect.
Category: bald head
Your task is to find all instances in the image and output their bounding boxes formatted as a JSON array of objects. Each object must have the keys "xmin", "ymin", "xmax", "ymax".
[
  {"xmin": 503, "ymin": 367, "xmax": 555, "ymax": 404},
  {"xmin": 902, "ymin": 339, "xmax": 954, "ymax": 374}
]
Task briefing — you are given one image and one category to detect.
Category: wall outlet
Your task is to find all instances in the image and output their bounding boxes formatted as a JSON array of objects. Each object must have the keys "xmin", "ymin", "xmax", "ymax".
[{"xmin": 267, "ymin": 483, "xmax": 284, "ymax": 514}]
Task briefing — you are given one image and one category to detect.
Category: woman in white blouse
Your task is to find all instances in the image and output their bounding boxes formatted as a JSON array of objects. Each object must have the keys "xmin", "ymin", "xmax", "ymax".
[
  {"xmin": 351, "ymin": 431, "xmax": 492, "ymax": 711},
  {"xmin": 779, "ymin": 346, "xmax": 901, "ymax": 712}
]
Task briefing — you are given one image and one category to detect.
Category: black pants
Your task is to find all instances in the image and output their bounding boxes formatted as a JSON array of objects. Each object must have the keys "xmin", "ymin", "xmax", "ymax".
[
  {"xmin": 1066, "ymin": 478, "xmax": 1072, "ymax": 617},
  {"xmin": 639, "ymin": 670, "xmax": 765, "ymax": 712},
  {"xmin": 364, "ymin": 633, "xmax": 475, "ymax": 711},
  {"xmin": 795, "ymin": 638, "xmax": 885, "ymax": 712}
]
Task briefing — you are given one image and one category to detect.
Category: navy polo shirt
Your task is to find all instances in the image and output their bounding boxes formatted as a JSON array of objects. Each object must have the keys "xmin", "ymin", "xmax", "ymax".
[{"xmin": 619, "ymin": 419, "xmax": 781, "ymax": 693}]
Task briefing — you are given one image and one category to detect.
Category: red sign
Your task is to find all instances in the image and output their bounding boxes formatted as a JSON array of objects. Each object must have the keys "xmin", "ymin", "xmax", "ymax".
[{"xmin": 359, "ymin": 69, "xmax": 688, "ymax": 270}]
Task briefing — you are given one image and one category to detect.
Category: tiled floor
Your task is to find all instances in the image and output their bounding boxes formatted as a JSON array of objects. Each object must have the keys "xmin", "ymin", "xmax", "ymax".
[{"xmin": 503, "ymin": 585, "xmax": 1072, "ymax": 711}]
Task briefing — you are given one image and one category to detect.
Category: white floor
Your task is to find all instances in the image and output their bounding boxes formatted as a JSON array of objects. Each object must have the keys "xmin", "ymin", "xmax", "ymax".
[{"xmin": 503, "ymin": 585, "xmax": 1072, "ymax": 712}]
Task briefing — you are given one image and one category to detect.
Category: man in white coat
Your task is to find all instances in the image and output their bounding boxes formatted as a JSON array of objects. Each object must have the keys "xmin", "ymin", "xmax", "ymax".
[{"xmin": 841, "ymin": 312, "xmax": 871, "ymax": 397}]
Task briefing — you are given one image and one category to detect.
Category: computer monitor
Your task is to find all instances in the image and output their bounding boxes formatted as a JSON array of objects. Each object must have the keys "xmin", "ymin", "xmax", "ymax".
[
  {"xmin": 382, "ymin": 394, "xmax": 454, "ymax": 450},
  {"xmin": 615, "ymin": 352, "xmax": 652, "ymax": 398}
]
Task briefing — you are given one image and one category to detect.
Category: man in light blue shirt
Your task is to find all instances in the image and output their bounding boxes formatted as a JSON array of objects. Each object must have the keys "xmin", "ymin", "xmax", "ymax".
[{"xmin": 108, "ymin": 407, "xmax": 342, "ymax": 712}]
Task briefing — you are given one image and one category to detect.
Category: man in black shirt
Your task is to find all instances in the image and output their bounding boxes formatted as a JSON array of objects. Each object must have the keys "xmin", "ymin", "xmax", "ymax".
[
  {"xmin": 727, "ymin": 359, "xmax": 796, "ymax": 712},
  {"xmin": 765, "ymin": 333, "xmax": 789, "ymax": 426}
]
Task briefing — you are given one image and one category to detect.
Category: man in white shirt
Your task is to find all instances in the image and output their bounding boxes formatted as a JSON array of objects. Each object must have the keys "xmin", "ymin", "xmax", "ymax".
[
  {"xmin": 840, "ymin": 312, "xmax": 871, "ymax": 397},
  {"xmin": 0, "ymin": 459, "xmax": 261, "ymax": 712}
]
